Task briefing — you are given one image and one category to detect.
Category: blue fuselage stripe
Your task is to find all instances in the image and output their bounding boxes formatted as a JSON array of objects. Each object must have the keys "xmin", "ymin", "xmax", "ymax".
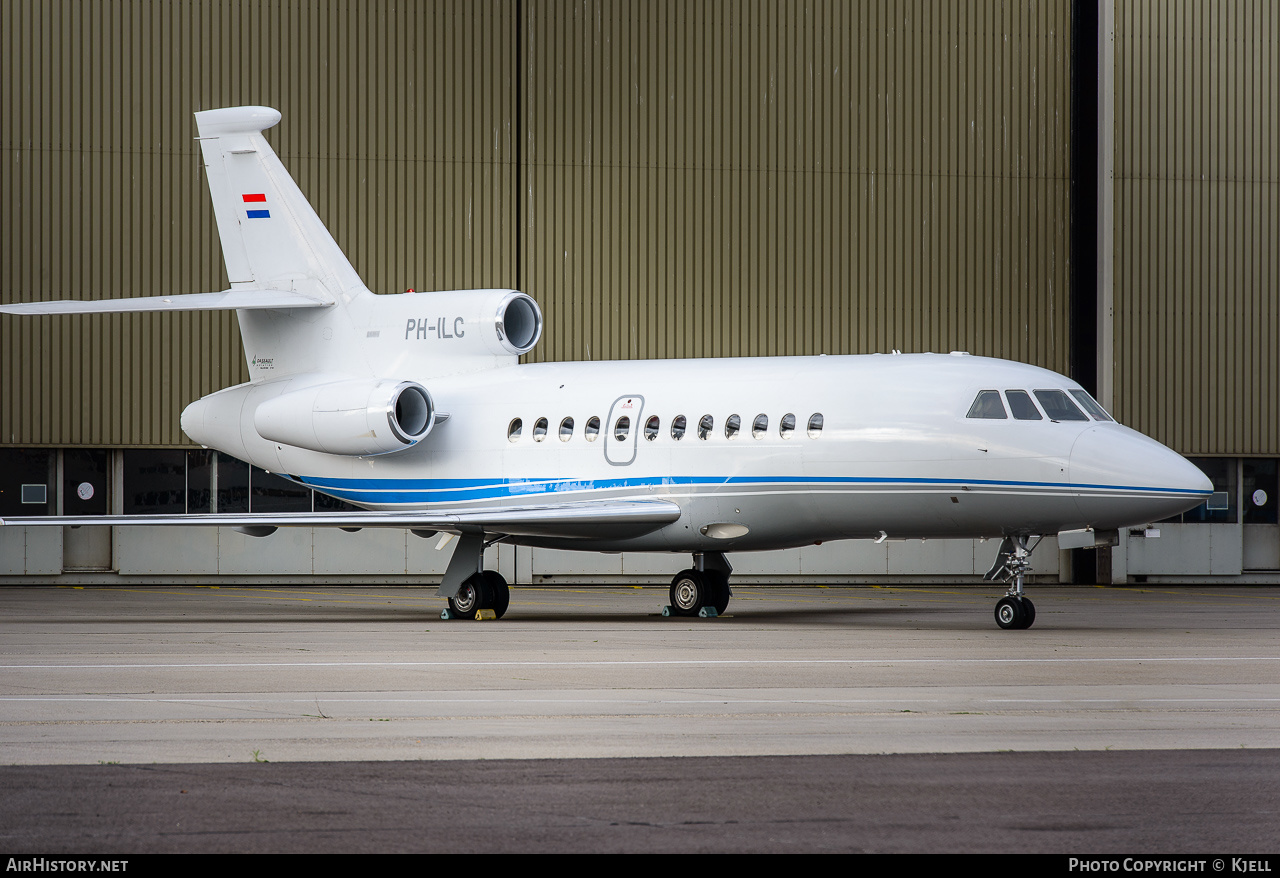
[{"xmin": 294, "ymin": 474, "xmax": 1212, "ymax": 506}]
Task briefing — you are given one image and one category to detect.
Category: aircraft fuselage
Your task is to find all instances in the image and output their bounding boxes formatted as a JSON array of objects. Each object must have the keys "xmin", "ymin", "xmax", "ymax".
[{"xmin": 183, "ymin": 349, "xmax": 1211, "ymax": 554}]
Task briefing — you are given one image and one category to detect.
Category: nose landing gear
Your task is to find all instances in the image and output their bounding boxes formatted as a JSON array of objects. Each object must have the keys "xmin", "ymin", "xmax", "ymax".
[{"xmin": 985, "ymin": 535, "xmax": 1040, "ymax": 630}]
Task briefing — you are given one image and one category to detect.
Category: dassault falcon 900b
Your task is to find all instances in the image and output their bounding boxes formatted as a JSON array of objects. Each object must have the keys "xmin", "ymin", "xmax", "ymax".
[{"xmin": 0, "ymin": 106, "xmax": 1212, "ymax": 629}]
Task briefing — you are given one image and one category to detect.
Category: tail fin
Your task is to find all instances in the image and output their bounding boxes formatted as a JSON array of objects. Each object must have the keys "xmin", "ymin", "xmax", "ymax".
[{"xmin": 195, "ymin": 106, "xmax": 364, "ymax": 304}]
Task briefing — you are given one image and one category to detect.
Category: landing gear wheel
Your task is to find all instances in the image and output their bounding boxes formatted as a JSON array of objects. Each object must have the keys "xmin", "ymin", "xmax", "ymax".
[
  {"xmin": 995, "ymin": 595, "xmax": 1035, "ymax": 630},
  {"xmin": 449, "ymin": 575, "xmax": 484, "ymax": 620},
  {"xmin": 481, "ymin": 570, "xmax": 510, "ymax": 620},
  {"xmin": 704, "ymin": 570, "xmax": 731, "ymax": 615},
  {"xmin": 449, "ymin": 571, "xmax": 510, "ymax": 620},
  {"xmin": 670, "ymin": 569, "xmax": 709, "ymax": 617},
  {"xmin": 1020, "ymin": 597, "xmax": 1035, "ymax": 628}
]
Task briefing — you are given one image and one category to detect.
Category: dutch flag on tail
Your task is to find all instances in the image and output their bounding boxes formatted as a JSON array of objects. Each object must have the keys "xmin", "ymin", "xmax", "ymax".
[{"xmin": 243, "ymin": 193, "xmax": 269, "ymax": 218}]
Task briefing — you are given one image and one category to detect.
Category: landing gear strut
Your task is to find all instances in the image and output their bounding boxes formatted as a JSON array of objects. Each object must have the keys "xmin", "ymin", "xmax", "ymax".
[
  {"xmin": 984, "ymin": 535, "xmax": 1040, "ymax": 630},
  {"xmin": 668, "ymin": 552, "xmax": 732, "ymax": 617}
]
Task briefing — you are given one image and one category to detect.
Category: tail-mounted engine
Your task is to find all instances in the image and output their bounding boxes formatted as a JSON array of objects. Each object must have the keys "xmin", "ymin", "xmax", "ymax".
[
  {"xmin": 493, "ymin": 291, "xmax": 542, "ymax": 355},
  {"xmin": 253, "ymin": 378, "xmax": 435, "ymax": 456},
  {"xmin": 394, "ymin": 290, "xmax": 543, "ymax": 360}
]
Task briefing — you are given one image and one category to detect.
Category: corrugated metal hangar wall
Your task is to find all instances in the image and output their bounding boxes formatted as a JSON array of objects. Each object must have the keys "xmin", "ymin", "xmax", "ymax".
[
  {"xmin": 1, "ymin": 1, "xmax": 1277, "ymax": 583},
  {"xmin": 1113, "ymin": 0, "xmax": 1279, "ymax": 454},
  {"xmin": 3, "ymin": 0, "xmax": 1075, "ymax": 446}
]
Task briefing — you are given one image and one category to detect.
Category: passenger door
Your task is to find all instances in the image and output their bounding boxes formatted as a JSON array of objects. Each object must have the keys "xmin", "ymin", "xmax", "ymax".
[{"xmin": 604, "ymin": 395, "xmax": 644, "ymax": 466}]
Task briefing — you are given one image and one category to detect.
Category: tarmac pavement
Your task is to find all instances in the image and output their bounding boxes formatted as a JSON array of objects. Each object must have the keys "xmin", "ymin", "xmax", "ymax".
[{"xmin": 1, "ymin": 584, "xmax": 1277, "ymax": 853}]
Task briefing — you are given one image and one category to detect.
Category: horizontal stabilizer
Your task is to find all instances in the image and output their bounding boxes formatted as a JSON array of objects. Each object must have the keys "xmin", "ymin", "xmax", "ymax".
[
  {"xmin": 0, "ymin": 499, "xmax": 682, "ymax": 541},
  {"xmin": 0, "ymin": 289, "xmax": 333, "ymax": 315}
]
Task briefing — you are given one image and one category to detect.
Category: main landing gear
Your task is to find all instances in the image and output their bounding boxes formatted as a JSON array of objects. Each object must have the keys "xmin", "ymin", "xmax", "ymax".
[
  {"xmin": 984, "ymin": 534, "xmax": 1040, "ymax": 630},
  {"xmin": 437, "ymin": 533, "xmax": 511, "ymax": 620},
  {"xmin": 448, "ymin": 569, "xmax": 511, "ymax": 620},
  {"xmin": 667, "ymin": 552, "xmax": 733, "ymax": 617}
]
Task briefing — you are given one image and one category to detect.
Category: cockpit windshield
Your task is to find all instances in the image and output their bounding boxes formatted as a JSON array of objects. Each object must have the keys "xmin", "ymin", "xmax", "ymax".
[
  {"xmin": 1034, "ymin": 390, "xmax": 1089, "ymax": 421},
  {"xmin": 1070, "ymin": 389, "xmax": 1114, "ymax": 421},
  {"xmin": 966, "ymin": 387, "xmax": 1115, "ymax": 423},
  {"xmin": 966, "ymin": 390, "xmax": 1007, "ymax": 419}
]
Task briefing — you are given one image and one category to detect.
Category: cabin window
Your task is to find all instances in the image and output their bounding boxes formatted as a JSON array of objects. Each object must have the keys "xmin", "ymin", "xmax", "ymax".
[
  {"xmin": 752, "ymin": 414, "xmax": 768, "ymax": 438},
  {"xmin": 1070, "ymin": 389, "xmax": 1114, "ymax": 422},
  {"xmin": 533, "ymin": 417, "xmax": 549, "ymax": 441},
  {"xmin": 698, "ymin": 415, "xmax": 714, "ymax": 440},
  {"xmin": 614, "ymin": 416, "xmax": 631, "ymax": 441},
  {"xmin": 507, "ymin": 418, "xmax": 523, "ymax": 442},
  {"xmin": 1005, "ymin": 390, "xmax": 1042, "ymax": 421},
  {"xmin": 725, "ymin": 414, "xmax": 741, "ymax": 439},
  {"xmin": 585, "ymin": 416, "xmax": 601, "ymax": 442},
  {"xmin": 780, "ymin": 413, "xmax": 796, "ymax": 438},
  {"xmin": 1034, "ymin": 390, "xmax": 1089, "ymax": 421},
  {"xmin": 645, "ymin": 415, "xmax": 660, "ymax": 441},
  {"xmin": 671, "ymin": 415, "xmax": 687, "ymax": 441},
  {"xmin": 559, "ymin": 417, "xmax": 575, "ymax": 441},
  {"xmin": 807, "ymin": 413, "xmax": 824, "ymax": 438},
  {"xmin": 966, "ymin": 390, "xmax": 1006, "ymax": 419}
]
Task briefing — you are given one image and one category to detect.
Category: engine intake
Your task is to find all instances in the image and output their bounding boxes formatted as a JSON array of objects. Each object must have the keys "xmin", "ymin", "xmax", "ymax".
[
  {"xmin": 253, "ymin": 378, "xmax": 435, "ymax": 456},
  {"xmin": 496, "ymin": 292, "xmax": 542, "ymax": 354}
]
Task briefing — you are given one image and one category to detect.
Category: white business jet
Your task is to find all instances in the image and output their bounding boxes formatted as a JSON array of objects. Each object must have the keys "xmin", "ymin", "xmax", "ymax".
[{"xmin": 0, "ymin": 107, "xmax": 1212, "ymax": 628}]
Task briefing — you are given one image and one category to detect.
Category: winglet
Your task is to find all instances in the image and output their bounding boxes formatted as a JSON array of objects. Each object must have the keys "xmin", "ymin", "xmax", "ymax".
[{"xmin": 194, "ymin": 106, "xmax": 281, "ymax": 138}]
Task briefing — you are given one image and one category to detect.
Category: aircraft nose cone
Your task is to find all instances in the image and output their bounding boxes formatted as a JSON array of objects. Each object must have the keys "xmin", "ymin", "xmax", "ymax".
[{"xmin": 1069, "ymin": 425, "xmax": 1212, "ymax": 528}]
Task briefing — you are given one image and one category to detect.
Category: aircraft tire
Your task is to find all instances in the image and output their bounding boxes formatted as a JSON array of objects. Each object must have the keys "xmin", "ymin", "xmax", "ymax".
[
  {"xmin": 669, "ymin": 569, "xmax": 709, "ymax": 617},
  {"xmin": 1019, "ymin": 597, "xmax": 1036, "ymax": 629},
  {"xmin": 995, "ymin": 596, "xmax": 1034, "ymax": 630},
  {"xmin": 995, "ymin": 596, "xmax": 1022, "ymax": 629},
  {"xmin": 449, "ymin": 575, "xmax": 486, "ymax": 620},
  {"xmin": 705, "ymin": 571, "xmax": 731, "ymax": 615},
  {"xmin": 482, "ymin": 570, "xmax": 510, "ymax": 620}
]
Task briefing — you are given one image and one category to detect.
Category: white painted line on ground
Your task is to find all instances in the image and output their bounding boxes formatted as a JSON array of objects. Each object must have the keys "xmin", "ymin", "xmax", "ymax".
[{"xmin": 2, "ymin": 656, "xmax": 1279, "ymax": 670}]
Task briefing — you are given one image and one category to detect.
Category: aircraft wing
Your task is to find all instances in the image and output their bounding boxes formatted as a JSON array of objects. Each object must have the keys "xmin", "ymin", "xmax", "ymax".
[
  {"xmin": 0, "ymin": 289, "xmax": 333, "ymax": 315},
  {"xmin": 0, "ymin": 498, "xmax": 682, "ymax": 541}
]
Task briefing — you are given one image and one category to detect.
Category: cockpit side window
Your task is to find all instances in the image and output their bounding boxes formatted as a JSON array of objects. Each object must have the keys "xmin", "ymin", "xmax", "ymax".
[
  {"xmin": 1005, "ymin": 390, "xmax": 1042, "ymax": 420},
  {"xmin": 1034, "ymin": 390, "xmax": 1089, "ymax": 421},
  {"xmin": 966, "ymin": 390, "xmax": 1007, "ymax": 419},
  {"xmin": 1070, "ymin": 389, "xmax": 1114, "ymax": 422}
]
